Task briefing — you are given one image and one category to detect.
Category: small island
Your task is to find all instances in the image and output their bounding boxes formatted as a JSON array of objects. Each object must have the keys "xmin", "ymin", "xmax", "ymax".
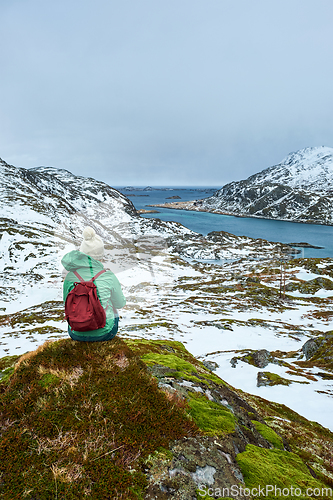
[
  {"xmin": 137, "ymin": 209, "xmax": 160, "ymax": 214},
  {"xmin": 288, "ymin": 242, "xmax": 324, "ymax": 249}
]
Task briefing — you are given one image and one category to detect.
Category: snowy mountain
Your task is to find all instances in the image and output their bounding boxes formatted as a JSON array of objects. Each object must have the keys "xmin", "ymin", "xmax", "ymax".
[
  {"xmin": 243, "ymin": 146, "xmax": 333, "ymax": 192},
  {"xmin": 0, "ymin": 158, "xmax": 134, "ymax": 303},
  {"xmin": 168, "ymin": 147, "xmax": 333, "ymax": 225}
]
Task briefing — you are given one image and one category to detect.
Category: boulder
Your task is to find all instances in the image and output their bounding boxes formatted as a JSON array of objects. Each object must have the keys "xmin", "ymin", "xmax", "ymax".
[
  {"xmin": 251, "ymin": 349, "xmax": 271, "ymax": 368},
  {"xmin": 302, "ymin": 339, "xmax": 321, "ymax": 360}
]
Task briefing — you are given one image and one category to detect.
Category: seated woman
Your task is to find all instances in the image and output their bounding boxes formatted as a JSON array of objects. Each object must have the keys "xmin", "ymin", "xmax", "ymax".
[{"xmin": 62, "ymin": 227, "xmax": 126, "ymax": 341}]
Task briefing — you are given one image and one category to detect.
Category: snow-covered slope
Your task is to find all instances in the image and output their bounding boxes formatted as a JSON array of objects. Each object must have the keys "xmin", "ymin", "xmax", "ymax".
[
  {"xmin": 187, "ymin": 147, "xmax": 333, "ymax": 225},
  {"xmin": 246, "ymin": 146, "xmax": 333, "ymax": 192},
  {"xmin": 0, "ymin": 160, "xmax": 137, "ymax": 224},
  {"xmin": 0, "ymin": 158, "xmax": 195, "ymax": 307}
]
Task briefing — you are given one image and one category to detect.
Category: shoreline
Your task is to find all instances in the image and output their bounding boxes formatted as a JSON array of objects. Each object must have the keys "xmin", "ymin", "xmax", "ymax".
[{"xmin": 147, "ymin": 202, "xmax": 333, "ymax": 228}]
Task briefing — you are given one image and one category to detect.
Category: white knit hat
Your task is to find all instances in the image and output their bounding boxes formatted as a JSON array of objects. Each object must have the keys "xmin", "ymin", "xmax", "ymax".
[{"xmin": 80, "ymin": 227, "xmax": 105, "ymax": 260}]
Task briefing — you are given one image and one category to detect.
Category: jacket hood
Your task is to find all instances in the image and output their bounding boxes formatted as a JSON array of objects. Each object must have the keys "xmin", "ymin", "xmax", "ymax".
[{"xmin": 61, "ymin": 250, "xmax": 104, "ymax": 272}]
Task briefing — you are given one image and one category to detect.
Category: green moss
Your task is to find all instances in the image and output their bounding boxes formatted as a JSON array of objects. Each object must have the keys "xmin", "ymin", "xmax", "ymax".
[
  {"xmin": 141, "ymin": 352, "xmax": 204, "ymax": 383},
  {"xmin": 0, "ymin": 366, "xmax": 15, "ymax": 384},
  {"xmin": 251, "ymin": 420, "xmax": 284, "ymax": 449},
  {"xmin": 237, "ymin": 444, "xmax": 328, "ymax": 500},
  {"xmin": 142, "ymin": 353, "xmax": 198, "ymax": 372},
  {"xmin": 144, "ymin": 447, "xmax": 173, "ymax": 469},
  {"xmin": 130, "ymin": 341, "xmax": 226, "ymax": 387},
  {"xmin": 0, "ymin": 355, "xmax": 20, "ymax": 371},
  {"xmin": 258, "ymin": 371, "xmax": 292, "ymax": 386},
  {"xmin": 235, "ymin": 392, "xmax": 333, "ymax": 488},
  {"xmin": 199, "ymin": 370, "xmax": 226, "ymax": 386},
  {"xmin": 187, "ymin": 393, "xmax": 235, "ymax": 436},
  {"xmin": 126, "ymin": 339, "xmax": 188, "ymax": 355},
  {"xmin": 38, "ymin": 372, "xmax": 60, "ymax": 388}
]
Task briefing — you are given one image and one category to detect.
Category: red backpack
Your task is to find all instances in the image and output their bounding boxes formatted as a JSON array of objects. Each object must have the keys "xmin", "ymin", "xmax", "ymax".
[{"xmin": 65, "ymin": 270, "xmax": 107, "ymax": 332}]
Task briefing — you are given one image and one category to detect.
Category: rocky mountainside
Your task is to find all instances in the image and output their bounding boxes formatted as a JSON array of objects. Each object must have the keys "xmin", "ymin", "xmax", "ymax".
[
  {"xmin": 203, "ymin": 146, "xmax": 333, "ymax": 224},
  {"xmin": 0, "ymin": 160, "xmax": 137, "ymax": 223},
  {"xmin": 159, "ymin": 147, "xmax": 333, "ymax": 225},
  {"xmin": 242, "ymin": 146, "xmax": 333, "ymax": 192}
]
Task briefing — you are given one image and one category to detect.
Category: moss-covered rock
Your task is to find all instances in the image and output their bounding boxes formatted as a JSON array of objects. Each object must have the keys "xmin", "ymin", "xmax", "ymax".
[
  {"xmin": 251, "ymin": 420, "xmax": 284, "ymax": 450},
  {"xmin": 187, "ymin": 392, "xmax": 236, "ymax": 436},
  {"xmin": 0, "ymin": 338, "xmax": 199, "ymax": 499},
  {"xmin": 257, "ymin": 371, "xmax": 293, "ymax": 387},
  {"xmin": 237, "ymin": 444, "xmax": 328, "ymax": 500},
  {"xmin": 0, "ymin": 337, "xmax": 332, "ymax": 499},
  {"xmin": 231, "ymin": 349, "xmax": 281, "ymax": 369},
  {"xmin": 236, "ymin": 391, "xmax": 333, "ymax": 489},
  {"xmin": 286, "ymin": 276, "xmax": 333, "ymax": 294},
  {"xmin": 297, "ymin": 333, "xmax": 333, "ymax": 373}
]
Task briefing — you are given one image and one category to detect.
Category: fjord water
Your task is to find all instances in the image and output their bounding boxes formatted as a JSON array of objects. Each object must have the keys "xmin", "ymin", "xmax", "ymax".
[{"xmin": 117, "ymin": 187, "xmax": 333, "ymax": 259}]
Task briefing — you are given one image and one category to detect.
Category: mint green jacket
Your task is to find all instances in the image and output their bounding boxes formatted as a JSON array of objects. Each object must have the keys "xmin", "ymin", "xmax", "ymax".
[{"xmin": 62, "ymin": 250, "xmax": 126, "ymax": 339}]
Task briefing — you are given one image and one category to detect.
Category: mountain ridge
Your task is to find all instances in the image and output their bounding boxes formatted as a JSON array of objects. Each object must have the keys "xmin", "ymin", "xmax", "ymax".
[
  {"xmin": 155, "ymin": 147, "xmax": 333, "ymax": 225},
  {"xmin": 244, "ymin": 146, "xmax": 333, "ymax": 192}
]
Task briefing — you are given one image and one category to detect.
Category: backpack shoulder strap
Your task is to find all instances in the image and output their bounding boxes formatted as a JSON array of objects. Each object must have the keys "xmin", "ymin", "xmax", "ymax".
[
  {"xmin": 90, "ymin": 269, "xmax": 107, "ymax": 282},
  {"xmin": 73, "ymin": 271, "xmax": 84, "ymax": 282}
]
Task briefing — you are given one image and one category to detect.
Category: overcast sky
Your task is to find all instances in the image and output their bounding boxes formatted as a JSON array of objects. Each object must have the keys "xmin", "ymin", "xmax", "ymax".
[{"xmin": 1, "ymin": 0, "xmax": 332, "ymax": 186}]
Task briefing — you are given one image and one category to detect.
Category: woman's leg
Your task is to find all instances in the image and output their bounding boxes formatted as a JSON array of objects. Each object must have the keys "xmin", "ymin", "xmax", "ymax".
[
  {"xmin": 99, "ymin": 317, "xmax": 119, "ymax": 341},
  {"xmin": 67, "ymin": 317, "xmax": 119, "ymax": 342}
]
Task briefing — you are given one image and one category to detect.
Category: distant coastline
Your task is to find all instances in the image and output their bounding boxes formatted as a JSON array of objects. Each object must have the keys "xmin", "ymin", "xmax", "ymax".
[{"xmin": 147, "ymin": 201, "xmax": 333, "ymax": 227}]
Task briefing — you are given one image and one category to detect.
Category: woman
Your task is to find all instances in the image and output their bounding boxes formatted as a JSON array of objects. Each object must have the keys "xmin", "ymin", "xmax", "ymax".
[{"xmin": 62, "ymin": 227, "xmax": 126, "ymax": 341}]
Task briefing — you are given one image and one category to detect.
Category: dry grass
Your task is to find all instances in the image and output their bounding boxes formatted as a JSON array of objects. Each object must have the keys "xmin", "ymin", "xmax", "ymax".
[
  {"xmin": 37, "ymin": 365, "xmax": 83, "ymax": 388},
  {"xmin": 105, "ymin": 350, "xmax": 129, "ymax": 370},
  {"xmin": 34, "ymin": 429, "xmax": 78, "ymax": 455},
  {"xmin": 51, "ymin": 462, "xmax": 83, "ymax": 483},
  {"xmin": 15, "ymin": 340, "xmax": 55, "ymax": 369},
  {"xmin": 82, "ymin": 430, "xmax": 116, "ymax": 461}
]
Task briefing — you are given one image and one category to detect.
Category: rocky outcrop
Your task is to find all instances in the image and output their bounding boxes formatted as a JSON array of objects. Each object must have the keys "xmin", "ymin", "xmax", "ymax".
[
  {"xmin": 231, "ymin": 349, "xmax": 273, "ymax": 369},
  {"xmin": 257, "ymin": 371, "xmax": 292, "ymax": 387},
  {"xmin": 298, "ymin": 333, "xmax": 333, "ymax": 372},
  {"xmin": 302, "ymin": 338, "xmax": 323, "ymax": 360}
]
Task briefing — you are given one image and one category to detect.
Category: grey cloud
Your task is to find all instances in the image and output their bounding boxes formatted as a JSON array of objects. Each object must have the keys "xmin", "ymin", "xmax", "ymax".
[{"xmin": 1, "ymin": 0, "xmax": 333, "ymax": 186}]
